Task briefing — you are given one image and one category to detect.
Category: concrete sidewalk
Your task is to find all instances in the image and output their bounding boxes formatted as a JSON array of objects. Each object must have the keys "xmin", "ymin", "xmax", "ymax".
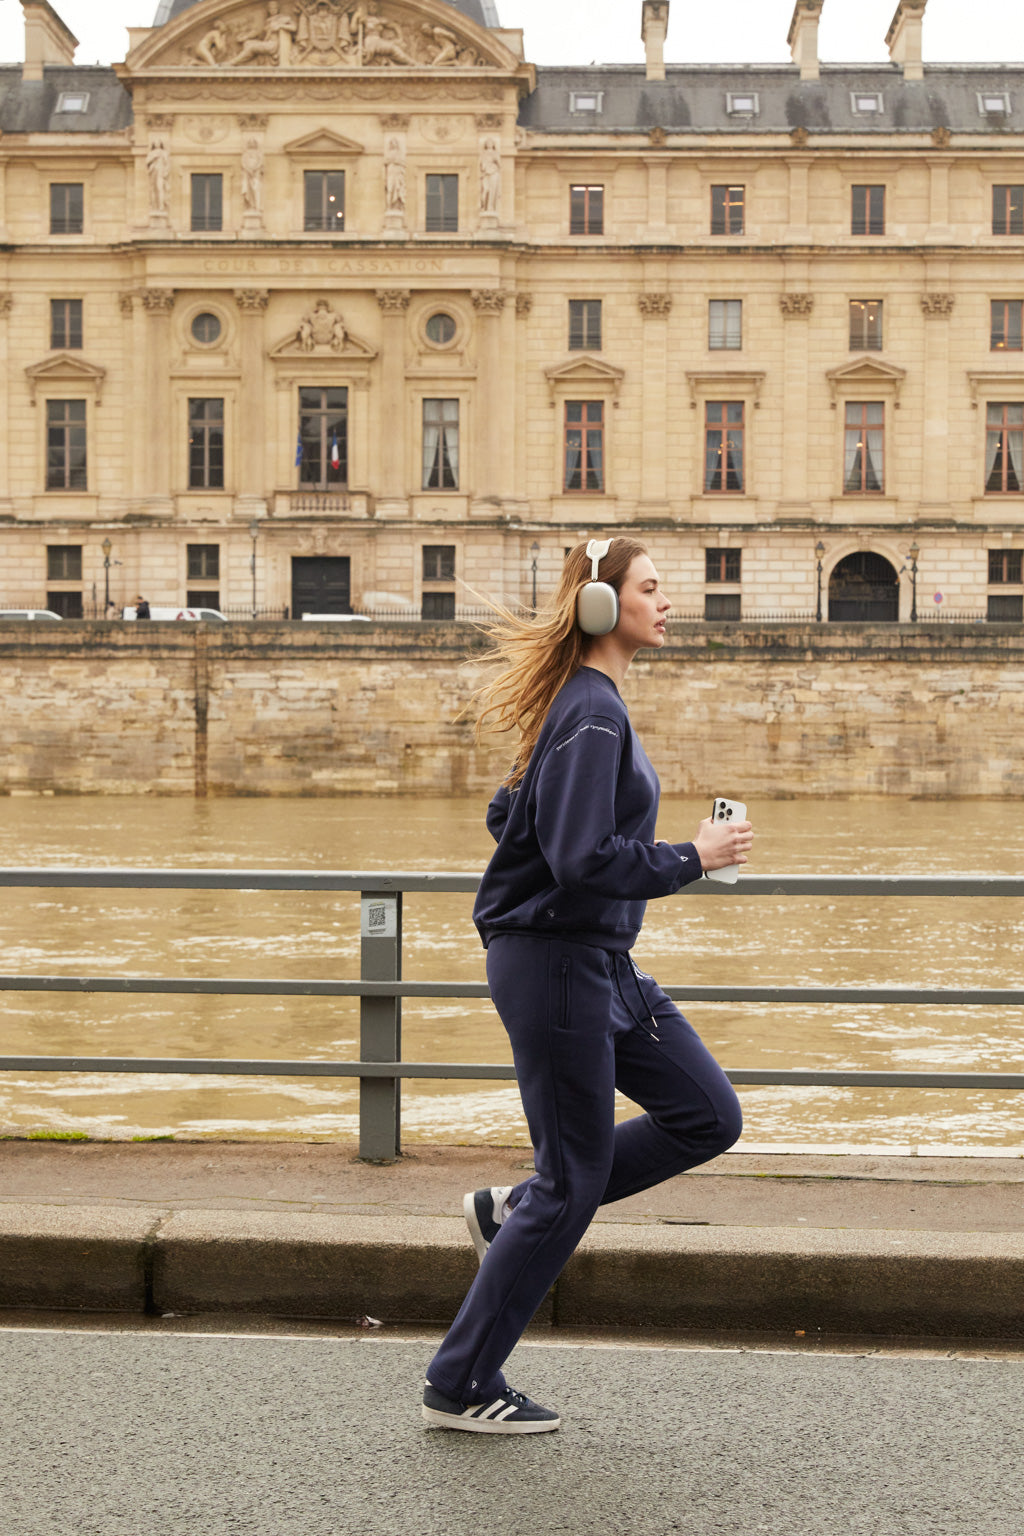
[{"xmin": 1, "ymin": 1141, "xmax": 1022, "ymax": 1339}]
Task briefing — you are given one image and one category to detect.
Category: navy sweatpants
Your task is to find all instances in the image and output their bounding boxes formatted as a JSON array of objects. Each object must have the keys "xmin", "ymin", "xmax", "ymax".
[{"xmin": 426, "ymin": 934, "xmax": 743, "ymax": 1403}]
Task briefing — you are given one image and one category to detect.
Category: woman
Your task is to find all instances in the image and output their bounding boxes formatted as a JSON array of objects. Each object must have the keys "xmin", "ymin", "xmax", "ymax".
[{"xmin": 422, "ymin": 537, "xmax": 753, "ymax": 1434}]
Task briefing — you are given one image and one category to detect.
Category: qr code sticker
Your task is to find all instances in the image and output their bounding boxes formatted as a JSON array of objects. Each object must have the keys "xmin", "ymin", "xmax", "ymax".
[{"xmin": 367, "ymin": 902, "xmax": 387, "ymax": 933}]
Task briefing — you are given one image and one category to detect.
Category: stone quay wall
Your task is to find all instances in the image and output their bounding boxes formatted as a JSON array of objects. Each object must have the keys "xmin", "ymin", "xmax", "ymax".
[{"xmin": 0, "ymin": 622, "xmax": 1021, "ymax": 799}]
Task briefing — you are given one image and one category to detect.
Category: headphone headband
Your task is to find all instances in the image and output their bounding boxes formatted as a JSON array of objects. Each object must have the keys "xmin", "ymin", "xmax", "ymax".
[{"xmin": 586, "ymin": 538, "xmax": 613, "ymax": 583}]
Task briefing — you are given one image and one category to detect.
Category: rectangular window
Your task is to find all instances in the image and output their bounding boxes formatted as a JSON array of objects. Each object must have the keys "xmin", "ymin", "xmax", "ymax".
[
  {"xmin": 422, "ymin": 400, "xmax": 459, "ymax": 490},
  {"xmin": 188, "ymin": 399, "xmax": 225, "ymax": 490},
  {"xmin": 985, "ymin": 403, "xmax": 1024, "ymax": 494},
  {"xmin": 191, "ymin": 173, "xmax": 223, "ymax": 232},
  {"xmin": 991, "ymin": 301, "xmax": 1023, "ymax": 351},
  {"xmin": 304, "ymin": 170, "xmax": 345, "ymax": 232},
  {"xmin": 708, "ymin": 300, "xmax": 742, "ymax": 350},
  {"xmin": 849, "ymin": 299, "xmax": 883, "ymax": 351},
  {"xmin": 298, "ymin": 387, "xmax": 348, "ymax": 488},
  {"xmin": 564, "ymin": 401, "xmax": 604, "ymax": 492},
  {"xmin": 711, "ymin": 185, "xmax": 745, "ymax": 235},
  {"xmin": 46, "ymin": 400, "xmax": 86, "ymax": 490},
  {"xmin": 50, "ymin": 183, "xmax": 83, "ymax": 235},
  {"xmin": 187, "ymin": 589, "xmax": 220, "ymax": 609},
  {"xmin": 425, "ymin": 174, "xmax": 458, "ymax": 233},
  {"xmin": 988, "ymin": 549, "xmax": 1023, "ymax": 584},
  {"xmin": 843, "ymin": 402, "xmax": 885, "ymax": 493},
  {"xmin": 993, "ymin": 185, "xmax": 1024, "ymax": 236},
  {"xmin": 704, "ymin": 402, "xmax": 745, "ymax": 493},
  {"xmin": 422, "ymin": 545, "xmax": 456, "ymax": 581},
  {"xmin": 704, "ymin": 593, "xmax": 742, "ymax": 621},
  {"xmin": 851, "ymin": 185, "xmax": 885, "ymax": 236},
  {"xmin": 570, "ymin": 184, "xmax": 604, "ymax": 236},
  {"xmin": 705, "ymin": 548, "xmax": 742, "ymax": 583},
  {"xmin": 47, "ymin": 591, "xmax": 83, "ymax": 618},
  {"xmin": 568, "ymin": 299, "xmax": 602, "ymax": 351},
  {"xmin": 50, "ymin": 299, "xmax": 83, "ymax": 351},
  {"xmin": 421, "ymin": 591, "xmax": 456, "ymax": 621},
  {"xmin": 987, "ymin": 594, "xmax": 1024, "ymax": 622},
  {"xmin": 46, "ymin": 545, "xmax": 82, "ymax": 581},
  {"xmin": 187, "ymin": 544, "xmax": 221, "ymax": 582}
]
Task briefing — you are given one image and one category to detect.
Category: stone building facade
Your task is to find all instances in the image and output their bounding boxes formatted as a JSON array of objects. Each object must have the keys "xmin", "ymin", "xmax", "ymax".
[{"xmin": 1, "ymin": 0, "xmax": 1023, "ymax": 623}]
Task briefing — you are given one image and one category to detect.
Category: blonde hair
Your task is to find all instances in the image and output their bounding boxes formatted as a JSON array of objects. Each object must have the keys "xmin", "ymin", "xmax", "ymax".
[{"xmin": 474, "ymin": 536, "xmax": 648, "ymax": 788}]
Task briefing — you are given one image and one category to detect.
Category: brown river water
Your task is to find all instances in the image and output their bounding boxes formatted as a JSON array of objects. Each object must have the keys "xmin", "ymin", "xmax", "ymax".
[{"xmin": 0, "ymin": 795, "xmax": 1022, "ymax": 1150}]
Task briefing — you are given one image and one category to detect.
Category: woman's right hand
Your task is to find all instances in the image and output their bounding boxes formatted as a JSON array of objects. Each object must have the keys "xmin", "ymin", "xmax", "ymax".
[{"xmin": 693, "ymin": 815, "xmax": 754, "ymax": 873}]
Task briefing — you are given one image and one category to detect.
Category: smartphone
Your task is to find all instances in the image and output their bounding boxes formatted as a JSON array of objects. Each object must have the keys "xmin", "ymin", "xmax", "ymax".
[{"xmin": 704, "ymin": 797, "xmax": 747, "ymax": 884}]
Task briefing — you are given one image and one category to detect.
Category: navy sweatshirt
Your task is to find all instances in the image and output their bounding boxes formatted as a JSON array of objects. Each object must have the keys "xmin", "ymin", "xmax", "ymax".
[{"xmin": 473, "ymin": 666, "xmax": 702, "ymax": 952}]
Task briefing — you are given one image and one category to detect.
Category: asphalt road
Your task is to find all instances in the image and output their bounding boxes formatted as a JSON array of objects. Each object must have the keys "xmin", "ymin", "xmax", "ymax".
[{"xmin": 1, "ymin": 1329, "xmax": 1021, "ymax": 1536}]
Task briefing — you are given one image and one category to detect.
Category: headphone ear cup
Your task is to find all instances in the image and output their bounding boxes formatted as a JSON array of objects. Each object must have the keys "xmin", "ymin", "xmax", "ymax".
[{"xmin": 577, "ymin": 581, "xmax": 619, "ymax": 636}]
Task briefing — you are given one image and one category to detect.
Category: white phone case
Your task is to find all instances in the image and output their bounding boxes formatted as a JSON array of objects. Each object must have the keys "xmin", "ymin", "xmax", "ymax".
[{"xmin": 704, "ymin": 797, "xmax": 747, "ymax": 884}]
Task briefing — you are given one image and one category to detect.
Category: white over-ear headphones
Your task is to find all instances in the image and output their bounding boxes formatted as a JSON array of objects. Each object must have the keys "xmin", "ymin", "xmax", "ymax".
[{"xmin": 576, "ymin": 538, "xmax": 619, "ymax": 636}]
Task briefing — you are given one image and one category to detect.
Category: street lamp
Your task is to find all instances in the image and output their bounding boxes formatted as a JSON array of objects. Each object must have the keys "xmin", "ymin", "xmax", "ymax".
[
  {"xmin": 249, "ymin": 519, "xmax": 260, "ymax": 619},
  {"xmin": 530, "ymin": 540, "xmax": 540, "ymax": 611},
  {"xmin": 815, "ymin": 540, "xmax": 825, "ymax": 623},
  {"xmin": 101, "ymin": 537, "xmax": 112, "ymax": 616},
  {"xmin": 908, "ymin": 540, "xmax": 919, "ymax": 623}
]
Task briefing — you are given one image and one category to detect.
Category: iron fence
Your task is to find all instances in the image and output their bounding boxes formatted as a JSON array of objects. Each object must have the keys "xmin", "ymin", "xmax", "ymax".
[{"xmin": 0, "ymin": 869, "xmax": 1022, "ymax": 1160}]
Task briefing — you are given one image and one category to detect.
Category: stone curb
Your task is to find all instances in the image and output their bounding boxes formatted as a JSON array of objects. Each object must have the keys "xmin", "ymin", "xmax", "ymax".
[{"xmin": 2, "ymin": 1203, "xmax": 1023, "ymax": 1338}]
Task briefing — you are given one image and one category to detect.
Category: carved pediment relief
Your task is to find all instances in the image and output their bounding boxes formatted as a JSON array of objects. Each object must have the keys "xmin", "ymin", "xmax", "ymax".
[
  {"xmin": 283, "ymin": 128, "xmax": 365, "ymax": 155},
  {"xmin": 270, "ymin": 298, "xmax": 377, "ymax": 359},
  {"xmin": 26, "ymin": 354, "xmax": 107, "ymax": 405},
  {"xmin": 125, "ymin": 0, "xmax": 520, "ymax": 74}
]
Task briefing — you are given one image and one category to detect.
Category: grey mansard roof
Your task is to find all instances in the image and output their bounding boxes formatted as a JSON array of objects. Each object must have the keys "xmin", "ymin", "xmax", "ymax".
[
  {"xmin": 154, "ymin": 0, "xmax": 501, "ymax": 25},
  {"xmin": 0, "ymin": 65, "xmax": 132, "ymax": 134},
  {"xmin": 519, "ymin": 64, "xmax": 1024, "ymax": 136}
]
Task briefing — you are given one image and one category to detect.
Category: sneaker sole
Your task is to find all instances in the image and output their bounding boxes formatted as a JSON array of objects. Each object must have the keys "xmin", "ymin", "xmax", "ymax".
[
  {"xmin": 422, "ymin": 1405, "xmax": 560, "ymax": 1434},
  {"xmin": 462, "ymin": 1190, "xmax": 491, "ymax": 1264}
]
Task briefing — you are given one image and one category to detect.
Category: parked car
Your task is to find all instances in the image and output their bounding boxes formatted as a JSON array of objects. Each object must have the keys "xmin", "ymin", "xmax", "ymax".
[
  {"xmin": 121, "ymin": 606, "xmax": 226, "ymax": 622},
  {"xmin": 0, "ymin": 609, "xmax": 63, "ymax": 620},
  {"xmin": 300, "ymin": 613, "xmax": 371, "ymax": 622}
]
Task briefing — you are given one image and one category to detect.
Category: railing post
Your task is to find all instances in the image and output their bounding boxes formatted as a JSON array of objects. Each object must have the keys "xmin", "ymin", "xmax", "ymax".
[{"xmin": 358, "ymin": 888, "xmax": 403, "ymax": 1161}]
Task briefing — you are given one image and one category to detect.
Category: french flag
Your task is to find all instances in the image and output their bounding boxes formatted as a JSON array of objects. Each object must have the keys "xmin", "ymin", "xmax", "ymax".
[{"xmin": 331, "ymin": 433, "xmax": 341, "ymax": 471}]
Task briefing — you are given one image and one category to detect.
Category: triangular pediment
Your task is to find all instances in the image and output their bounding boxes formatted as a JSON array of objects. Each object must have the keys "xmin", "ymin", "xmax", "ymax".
[
  {"xmin": 545, "ymin": 356, "xmax": 625, "ymax": 399},
  {"xmin": 283, "ymin": 129, "xmax": 365, "ymax": 156},
  {"xmin": 827, "ymin": 357, "xmax": 907, "ymax": 403},
  {"xmin": 26, "ymin": 354, "xmax": 107, "ymax": 404},
  {"xmin": 269, "ymin": 298, "xmax": 377, "ymax": 360},
  {"xmin": 122, "ymin": 0, "xmax": 524, "ymax": 74}
]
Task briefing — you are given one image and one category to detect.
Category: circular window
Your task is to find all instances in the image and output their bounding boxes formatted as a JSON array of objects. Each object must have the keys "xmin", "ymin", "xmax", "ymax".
[
  {"xmin": 425, "ymin": 312, "xmax": 457, "ymax": 347},
  {"xmin": 191, "ymin": 312, "xmax": 223, "ymax": 346}
]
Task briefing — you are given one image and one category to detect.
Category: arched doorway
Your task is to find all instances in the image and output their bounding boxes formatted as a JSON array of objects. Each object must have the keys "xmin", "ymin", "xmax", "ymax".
[{"xmin": 827, "ymin": 552, "xmax": 899, "ymax": 622}]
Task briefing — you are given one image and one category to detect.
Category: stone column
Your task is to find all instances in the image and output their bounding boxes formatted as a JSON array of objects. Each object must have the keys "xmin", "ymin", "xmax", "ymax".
[
  {"xmin": 920, "ymin": 290, "xmax": 955, "ymax": 514},
  {"xmin": 471, "ymin": 289, "xmax": 507, "ymax": 511},
  {"xmin": 786, "ymin": 155, "xmax": 812, "ymax": 243},
  {"xmin": 926, "ymin": 155, "xmax": 951, "ymax": 242},
  {"xmin": 0, "ymin": 295, "xmax": 11, "ymax": 514},
  {"xmin": 642, "ymin": 154, "xmax": 670, "ymax": 242},
  {"xmin": 778, "ymin": 292, "xmax": 815, "ymax": 515},
  {"xmin": 234, "ymin": 288, "xmax": 270, "ymax": 519},
  {"xmin": 638, "ymin": 293, "xmax": 672, "ymax": 515},
  {"xmin": 375, "ymin": 289, "xmax": 410, "ymax": 517},
  {"xmin": 140, "ymin": 288, "xmax": 175, "ymax": 517}
]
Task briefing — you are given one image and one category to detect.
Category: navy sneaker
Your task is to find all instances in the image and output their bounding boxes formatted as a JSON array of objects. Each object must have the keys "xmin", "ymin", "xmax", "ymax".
[
  {"xmin": 422, "ymin": 1382, "xmax": 560, "ymax": 1434},
  {"xmin": 463, "ymin": 1185, "xmax": 513, "ymax": 1263}
]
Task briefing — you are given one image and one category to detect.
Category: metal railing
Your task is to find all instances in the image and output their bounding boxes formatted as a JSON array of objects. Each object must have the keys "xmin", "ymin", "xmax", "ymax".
[{"xmin": 1, "ymin": 868, "xmax": 1023, "ymax": 1161}]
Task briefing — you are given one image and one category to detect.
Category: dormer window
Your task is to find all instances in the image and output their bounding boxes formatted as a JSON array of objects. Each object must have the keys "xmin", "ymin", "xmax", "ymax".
[
  {"xmin": 570, "ymin": 92, "xmax": 603, "ymax": 115},
  {"xmin": 727, "ymin": 93, "xmax": 758, "ymax": 117},
  {"xmin": 979, "ymin": 92, "xmax": 1011, "ymax": 117},
  {"xmin": 55, "ymin": 92, "xmax": 89, "ymax": 113},
  {"xmin": 852, "ymin": 93, "xmax": 883, "ymax": 115}
]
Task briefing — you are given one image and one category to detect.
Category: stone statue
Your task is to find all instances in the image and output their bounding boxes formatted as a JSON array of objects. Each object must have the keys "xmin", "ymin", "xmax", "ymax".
[
  {"xmin": 297, "ymin": 299, "xmax": 347, "ymax": 351},
  {"xmin": 146, "ymin": 135, "xmax": 170, "ymax": 215},
  {"xmin": 229, "ymin": 2, "xmax": 297, "ymax": 67},
  {"xmin": 383, "ymin": 136, "xmax": 406, "ymax": 213},
  {"xmin": 423, "ymin": 22, "xmax": 458, "ymax": 66},
  {"xmin": 361, "ymin": 14, "xmax": 418, "ymax": 67},
  {"xmin": 479, "ymin": 136, "xmax": 501, "ymax": 215},
  {"xmin": 241, "ymin": 136, "xmax": 264, "ymax": 214},
  {"xmin": 192, "ymin": 23, "xmax": 228, "ymax": 66},
  {"xmin": 296, "ymin": 0, "xmax": 356, "ymax": 62}
]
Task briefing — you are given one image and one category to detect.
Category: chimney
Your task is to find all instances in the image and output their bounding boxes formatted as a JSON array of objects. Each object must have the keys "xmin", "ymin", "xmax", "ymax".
[
  {"xmin": 641, "ymin": 1, "xmax": 669, "ymax": 84},
  {"xmin": 21, "ymin": 0, "xmax": 78, "ymax": 82},
  {"xmin": 788, "ymin": 0, "xmax": 824, "ymax": 83},
  {"xmin": 886, "ymin": 0, "xmax": 927, "ymax": 82}
]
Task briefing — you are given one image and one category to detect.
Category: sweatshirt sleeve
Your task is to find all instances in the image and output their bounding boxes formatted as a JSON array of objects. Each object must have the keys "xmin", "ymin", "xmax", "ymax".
[
  {"xmin": 533, "ymin": 715, "xmax": 700, "ymax": 899},
  {"xmin": 485, "ymin": 784, "xmax": 512, "ymax": 843}
]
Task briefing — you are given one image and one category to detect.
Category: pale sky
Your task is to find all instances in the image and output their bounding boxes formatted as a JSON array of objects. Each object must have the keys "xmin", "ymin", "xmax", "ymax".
[{"xmin": 0, "ymin": 0, "xmax": 1021, "ymax": 68}]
